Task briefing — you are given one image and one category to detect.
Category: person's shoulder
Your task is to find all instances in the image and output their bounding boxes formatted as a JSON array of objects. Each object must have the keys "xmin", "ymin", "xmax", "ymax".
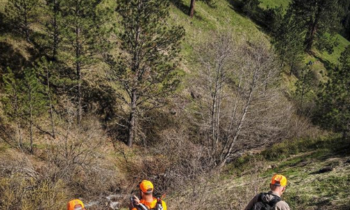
[
  {"xmin": 253, "ymin": 193, "xmax": 262, "ymax": 198},
  {"xmin": 275, "ymin": 200, "xmax": 290, "ymax": 210},
  {"xmin": 161, "ymin": 200, "xmax": 167, "ymax": 205}
]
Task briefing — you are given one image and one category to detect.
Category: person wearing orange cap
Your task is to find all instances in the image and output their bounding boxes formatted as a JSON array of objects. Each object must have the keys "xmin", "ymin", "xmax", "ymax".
[
  {"xmin": 244, "ymin": 174, "xmax": 290, "ymax": 210},
  {"xmin": 129, "ymin": 180, "xmax": 167, "ymax": 210},
  {"xmin": 67, "ymin": 199, "xmax": 86, "ymax": 210}
]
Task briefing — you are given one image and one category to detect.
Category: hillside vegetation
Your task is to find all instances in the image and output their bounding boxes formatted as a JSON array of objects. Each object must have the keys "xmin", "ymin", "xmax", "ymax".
[
  {"xmin": 168, "ymin": 136, "xmax": 350, "ymax": 209},
  {"xmin": 0, "ymin": 0, "xmax": 350, "ymax": 209}
]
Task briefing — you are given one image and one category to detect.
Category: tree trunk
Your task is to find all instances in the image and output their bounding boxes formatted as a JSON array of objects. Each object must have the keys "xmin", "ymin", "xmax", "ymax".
[
  {"xmin": 189, "ymin": 0, "xmax": 196, "ymax": 18},
  {"xmin": 24, "ymin": 6, "xmax": 30, "ymax": 42},
  {"xmin": 211, "ymin": 84, "xmax": 218, "ymax": 149},
  {"xmin": 305, "ymin": 7, "xmax": 321, "ymax": 53},
  {"xmin": 14, "ymin": 91, "xmax": 23, "ymax": 149},
  {"xmin": 127, "ymin": 90, "xmax": 137, "ymax": 147},
  {"xmin": 342, "ymin": 130, "xmax": 347, "ymax": 140},
  {"xmin": 218, "ymin": 90, "xmax": 252, "ymax": 168},
  {"xmin": 76, "ymin": 46, "xmax": 82, "ymax": 125},
  {"xmin": 218, "ymin": 67, "xmax": 258, "ymax": 168},
  {"xmin": 29, "ymin": 90, "xmax": 34, "ymax": 154},
  {"xmin": 17, "ymin": 122, "xmax": 23, "ymax": 149},
  {"xmin": 127, "ymin": 2, "xmax": 141, "ymax": 147},
  {"xmin": 52, "ymin": 0, "xmax": 59, "ymax": 61},
  {"xmin": 46, "ymin": 66, "xmax": 56, "ymax": 138},
  {"xmin": 75, "ymin": 2, "xmax": 82, "ymax": 125},
  {"xmin": 305, "ymin": 23, "xmax": 317, "ymax": 52}
]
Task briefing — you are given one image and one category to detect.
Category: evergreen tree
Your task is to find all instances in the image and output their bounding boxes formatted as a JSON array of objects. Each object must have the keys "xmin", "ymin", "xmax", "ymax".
[
  {"xmin": 22, "ymin": 67, "xmax": 47, "ymax": 153},
  {"xmin": 2, "ymin": 67, "xmax": 47, "ymax": 153},
  {"xmin": 294, "ymin": 62, "xmax": 316, "ymax": 114},
  {"xmin": 273, "ymin": 9, "xmax": 304, "ymax": 75},
  {"xmin": 60, "ymin": 0, "xmax": 104, "ymax": 125},
  {"xmin": 286, "ymin": 0, "xmax": 341, "ymax": 53},
  {"xmin": 35, "ymin": 57, "xmax": 58, "ymax": 138},
  {"xmin": 112, "ymin": 0, "xmax": 185, "ymax": 147},
  {"xmin": 340, "ymin": 0, "xmax": 350, "ymax": 39},
  {"xmin": 314, "ymin": 46, "xmax": 350, "ymax": 139},
  {"xmin": 4, "ymin": 0, "xmax": 39, "ymax": 42},
  {"xmin": 264, "ymin": 5, "xmax": 284, "ymax": 33},
  {"xmin": 2, "ymin": 68, "xmax": 24, "ymax": 148},
  {"xmin": 242, "ymin": 0, "xmax": 260, "ymax": 18},
  {"xmin": 43, "ymin": 0, "xmax": 63, "ymax": 61}
]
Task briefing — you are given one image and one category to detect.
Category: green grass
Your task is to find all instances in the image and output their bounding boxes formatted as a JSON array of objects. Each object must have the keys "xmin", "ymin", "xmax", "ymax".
[
  {"xmin": 243, "ymin": 137, "xmax": 350, "ymax": 209},
  {"xmin": 316, "ymin": 34, "xmax": 350, "ymax": 65},
  {"xmin": 0, "ymin": 0, "xmax": 7, "ymax": 12},
  {"xmin": 0, "ymin": 143, "xmax": 11, "ymax": 152},
  {"xmin": 197, "ymin": 136, "xmax": 350, "ymax": 209},
  {"xmin": 259, "ymin": 0, "xmax": 290, "ymax": 9},
  {"xmin": 168, "ymin": 135, "xmax": 350, "ymax": 209},
  {"xmin": 169, "ymin": 0, "xmax": 269, "ymax": 71}
]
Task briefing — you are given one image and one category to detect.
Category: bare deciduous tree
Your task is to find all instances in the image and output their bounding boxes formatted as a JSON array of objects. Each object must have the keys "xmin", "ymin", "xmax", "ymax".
[{"xmin": 191, "ymin": 33, "xmax": 293, "ymax": 167}]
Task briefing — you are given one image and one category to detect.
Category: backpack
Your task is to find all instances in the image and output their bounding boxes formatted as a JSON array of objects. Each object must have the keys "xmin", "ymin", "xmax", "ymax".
[{"xmin": 251, "ymin": 193, "xmax": 281, "ymax": 210}]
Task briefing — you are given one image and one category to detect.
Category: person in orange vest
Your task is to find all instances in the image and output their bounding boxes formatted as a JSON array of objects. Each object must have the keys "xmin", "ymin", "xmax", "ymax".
[
  {"xmin": 67, "ymin": 199, "xmax": 86, "ymax": 210},
  {"xmin": 130, "ymin": 180, "xmax": 167, "ymax": 210}
]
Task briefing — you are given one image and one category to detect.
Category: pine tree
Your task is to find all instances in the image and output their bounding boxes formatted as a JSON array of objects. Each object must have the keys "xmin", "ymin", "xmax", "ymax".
[
  {"xmin": 242, "ymin": 0, "xmax": 260, "ymax": 18},
  {"xmin": 294, "ymin": 63, "xmax": 316, "ymax": 114},
  {"xmin": 286, "ymin": 0, "xmax": 341, "ymax": 53},
  {"xmin": 273, "ymin": 8, "xmax": 304, "ymax": 75},
  {"xmin": 2, "ymin": 67, "xmax": 47, "ymax": 153},
  {"xmin": 60, "ymin": 0, "xmax": 104, "ymax": 125},
  {"xmin": 2, "ymin": 68, "xmax": 24, "ymax": 148},
  {"xmin": 340, "ymin": 0, "xmax": 350, "ymax": 39},
  {"xmin": 112, "ymin": 0, "xmax": 185, "ymax": 147},
  {"xmin": 22, "ymin": 67, "xmax": 47, "ymax": 153},
  {"xmin": 43, "ymin": 0, "xmax": 63, "ymax": 61},
  {"xmin": 35, "ymin": 57, "xmax": 58, "ymax": 138},
  {"xmin": 4, "ymin": 0, "xmax": 39, "ymax": 42},
  {"xmin": 314, "ymin": 46, "xmax": 350, "ymax": 139}
]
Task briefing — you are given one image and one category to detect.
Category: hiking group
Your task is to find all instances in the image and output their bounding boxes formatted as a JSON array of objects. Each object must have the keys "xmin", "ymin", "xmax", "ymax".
[
  {"xmin": 67, "ymin": 180, "xmax": 167, "ymax": 210},
  {"xmin": 67, "ymin": 174, "xmax": 289, "ymax": 210}
]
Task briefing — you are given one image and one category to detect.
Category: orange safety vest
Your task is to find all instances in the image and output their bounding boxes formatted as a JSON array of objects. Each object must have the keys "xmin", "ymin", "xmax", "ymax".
[{"xmin": 131, "ymin": 197, "xmax": 167, "ymax": 210}]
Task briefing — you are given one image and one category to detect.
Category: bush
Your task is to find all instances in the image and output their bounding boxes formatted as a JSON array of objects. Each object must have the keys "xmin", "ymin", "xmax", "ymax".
[{"xmin": 0, "ymin": 174, "xmax": 67, "ymax": 210}]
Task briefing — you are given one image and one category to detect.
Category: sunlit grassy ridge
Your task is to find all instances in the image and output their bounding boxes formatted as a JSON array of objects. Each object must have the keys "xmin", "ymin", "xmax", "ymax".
[
  {"xmin": 237, "ymin": 136, "xmax": 350, "ymax": 209},
  {"xmin": 259, "ymin": 0, "xmax": 290, "ymax": 9},
  {"xmin": 259, "ymin": 0, "xmax": 350, "ymax": 65},
  {"xmin": 167, "ymin": 136, "xmax": 350, "ymax": 209},
  {"xmin": 169, "ymin": 0, "xmax": 270, "ymax": 68}
]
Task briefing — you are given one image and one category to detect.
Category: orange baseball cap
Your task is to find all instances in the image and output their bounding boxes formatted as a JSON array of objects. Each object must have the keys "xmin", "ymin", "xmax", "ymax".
[
  {"xmin": 271, "ymin": 174, "xmax": 287, "ymax": 187},
  {"xmin": 139, "ymin": 180, "xmax": 154, "ymax": 194},
  {"xmin": 67, "ymin": 199, "xmax": 84, "ymax": 210}
]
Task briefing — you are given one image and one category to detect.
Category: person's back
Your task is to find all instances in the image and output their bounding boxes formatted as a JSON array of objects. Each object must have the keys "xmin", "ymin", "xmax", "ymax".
[
  {"xmin": 245, "ymin": 191, "xmax": 289, "ymax": 210},
  {"xmin": 131, "ymin": 196, "xmax": 167, "ymax": 210},
  {"xmin": 244, "ymin": 174, "xmax": 290, "ymax": 210}
]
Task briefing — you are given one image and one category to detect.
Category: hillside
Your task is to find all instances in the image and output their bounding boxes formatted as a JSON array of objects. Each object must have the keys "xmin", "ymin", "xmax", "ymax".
[
  {"xmin": 167, "ymin": 136, "xmax": 350, "ymax": 209},
  {"xmin": 170, "ymin": 0, "xmax": 349, "ymax": 95},
  {"xmin": 0, "ymin": 0, "xmax": 350, "ymax": 209}
]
